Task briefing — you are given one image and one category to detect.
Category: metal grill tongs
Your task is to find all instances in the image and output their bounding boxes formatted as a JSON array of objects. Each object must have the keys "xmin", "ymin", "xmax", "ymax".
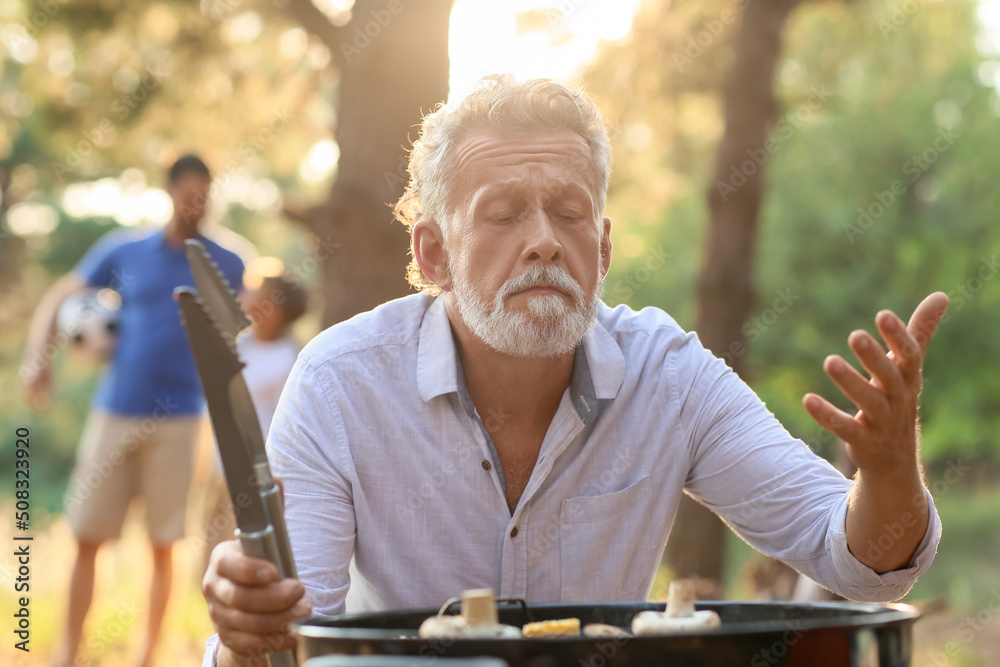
[{"xmin": 176, "ymin": 239, "xmax": 297, "ymax": 667}]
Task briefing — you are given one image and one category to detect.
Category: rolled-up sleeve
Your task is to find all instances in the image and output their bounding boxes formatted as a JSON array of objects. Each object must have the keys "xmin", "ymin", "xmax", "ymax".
[
  {"xmin": 677, "ymin": 334, "xmax": 941, "ymax": 602},
  {"xmin": 202, "ymin": 635, "xmax": 219, "ymax": 667},
  {"xmin": 825, "ymin": 486, "xmax": 941, "ymax": 601}
]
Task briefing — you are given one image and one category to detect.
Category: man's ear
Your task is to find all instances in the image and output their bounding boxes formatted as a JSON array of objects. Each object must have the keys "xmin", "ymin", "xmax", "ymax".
[
  {"xmin": 600, "ymin": 217, "xmax": 613, "ymax": 278},
  {"xmin": 413, "ymin": 220, "xmax": 453, "ymax": 291}
]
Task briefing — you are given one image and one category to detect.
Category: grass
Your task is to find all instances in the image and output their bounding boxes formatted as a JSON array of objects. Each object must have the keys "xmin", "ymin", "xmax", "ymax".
[{"xmin": 0, "ymin": 508, "xmax": 213, "ymax": 667}]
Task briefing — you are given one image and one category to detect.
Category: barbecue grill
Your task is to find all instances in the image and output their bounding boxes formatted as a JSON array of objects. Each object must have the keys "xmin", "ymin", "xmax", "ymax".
[{"xmin": 294, "ymin": 599, "xmax": 919, "ymax": 666}]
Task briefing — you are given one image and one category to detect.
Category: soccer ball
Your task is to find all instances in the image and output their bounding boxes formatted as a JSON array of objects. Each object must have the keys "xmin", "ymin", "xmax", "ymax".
[{"xmin": 57, "ymin": 288, "xmax": 120, "ymax": 362}]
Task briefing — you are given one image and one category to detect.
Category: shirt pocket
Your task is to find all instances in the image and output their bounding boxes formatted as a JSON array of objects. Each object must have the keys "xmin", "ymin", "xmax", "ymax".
[{"xmin": 559, "ymin": 474, "xmax": 658, "ymax": 602}]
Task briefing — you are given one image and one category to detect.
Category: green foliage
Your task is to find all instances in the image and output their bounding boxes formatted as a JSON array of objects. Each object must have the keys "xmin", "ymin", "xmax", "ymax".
[
  {"xmin": 590, "ymin": 0, "xmax": 1000, "ymax": 464},
  {"xmin": 0, "ymin": 0, "xmax": 332, "ymax": 511},
  {"xmin": 1, "ymin": 0, "xmax": 334, "ymax": 192},
  {"xmin": 908, "ymin": 484, "xmax": 1000, "ymax": 612}
]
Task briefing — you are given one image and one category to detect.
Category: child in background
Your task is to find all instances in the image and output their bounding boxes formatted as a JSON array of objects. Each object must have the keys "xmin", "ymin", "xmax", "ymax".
[
  {"xmin": 238, "ymin": 274, "xmax": 309, "ymax": 437},
  {"xmin": 199, "ymin": 271, "xmax": 308, "ymax": 572}
]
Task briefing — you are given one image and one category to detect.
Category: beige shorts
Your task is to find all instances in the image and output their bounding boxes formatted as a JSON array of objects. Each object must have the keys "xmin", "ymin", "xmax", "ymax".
[{"xmin": 65, "ymin": 410, "xmax": 201, "ymax": 544}]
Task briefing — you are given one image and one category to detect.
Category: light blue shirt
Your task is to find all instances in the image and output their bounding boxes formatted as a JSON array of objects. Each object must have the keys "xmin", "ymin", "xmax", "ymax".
[{"xmin": 204, "ymin": 292, "xmax": 940, "ymax": 663}]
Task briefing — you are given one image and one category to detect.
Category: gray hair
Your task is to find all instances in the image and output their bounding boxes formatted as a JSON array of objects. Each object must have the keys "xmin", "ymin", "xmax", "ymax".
[{"xmin": 394, "ymin": 74, "xmax": 612, "ymax": 293}]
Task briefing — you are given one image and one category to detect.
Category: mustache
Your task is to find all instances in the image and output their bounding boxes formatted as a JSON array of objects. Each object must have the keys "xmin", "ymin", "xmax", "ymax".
[{"xmin": 496, "ymin": 265, "xmax": 585, "ymax": 307}]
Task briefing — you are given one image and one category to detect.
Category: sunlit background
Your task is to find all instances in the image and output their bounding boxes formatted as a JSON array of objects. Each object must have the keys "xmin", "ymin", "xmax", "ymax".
[
  {"xmin": 2, "ymin": 0, "xmax": 649, "ymax": 234},
  {"xmin": 3, "ymin": 0, "xmax": 1000, "ymax": 664},
  {"xmin": 4, "ymin": 0, "xmax": 1000, "ymax": 234}
]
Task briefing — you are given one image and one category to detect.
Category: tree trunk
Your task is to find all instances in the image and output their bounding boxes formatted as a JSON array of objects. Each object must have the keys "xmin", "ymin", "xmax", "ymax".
[
  {"xmin": 285, "ymin": 0, "xmax": 453, "ymax": 327},
  {"xmin": 663, "ymin": 0, "xmax": 803, "ymax": 585}
]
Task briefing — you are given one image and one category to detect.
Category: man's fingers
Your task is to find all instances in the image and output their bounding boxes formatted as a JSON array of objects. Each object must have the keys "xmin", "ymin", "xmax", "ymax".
[
  {"xmin": 847, "ymin": 330, "xmax": 904, "ymax": 398},
  {"xmin": 823, "ymin": 355, "xmax": 889, "ymax": 420},
  {"xmin": 210, "ymin": 575, "xmax": 305, "ymax": 613},
  {"xmin": 210, "ymin": 593, "xmax": 311, "ymax": 636},
  {"xmin": 906, "ymin": 291, "xmax": 949, "ymax": 356},
  {"xmin": 213, "ymin": 540, "xmax": 281, "ymax": 585},
  {"xmin": 803, "ymin": 393, "xmax": 864, "ymax": 443},
  {"xmin": 203, "ymin": 538, "xmax": 312, "ymax": 658},
  {"xmin": 217, "ymin": 626, "xmax": 298, "ymax": 656},
  {"xmin": 876, "ymin": 310, "xmax": 923, "ymax": 376}
]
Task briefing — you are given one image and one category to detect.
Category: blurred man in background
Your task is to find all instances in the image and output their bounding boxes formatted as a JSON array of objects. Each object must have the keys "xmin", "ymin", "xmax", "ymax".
[{"xmin": 21, "ymin": 155, "xmax": 245, "ymax": 667}]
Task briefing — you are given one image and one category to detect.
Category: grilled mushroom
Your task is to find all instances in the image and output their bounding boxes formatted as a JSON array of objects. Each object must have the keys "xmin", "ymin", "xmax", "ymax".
[{"xmin": 631, "ymin": 579, "xmax": 721, "ymax": 636}]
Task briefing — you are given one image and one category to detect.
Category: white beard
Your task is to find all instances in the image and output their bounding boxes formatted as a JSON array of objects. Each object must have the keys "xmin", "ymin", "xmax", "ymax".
[{"xmin": 452, "ymin": 263, "xmax": 603, "ymax": 358}]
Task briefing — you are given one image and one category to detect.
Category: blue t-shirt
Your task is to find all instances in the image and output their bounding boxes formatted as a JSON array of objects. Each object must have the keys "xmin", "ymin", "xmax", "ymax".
[{"xmin": 75, "ymin": 228, "xmax": 245, "ymax": 416}]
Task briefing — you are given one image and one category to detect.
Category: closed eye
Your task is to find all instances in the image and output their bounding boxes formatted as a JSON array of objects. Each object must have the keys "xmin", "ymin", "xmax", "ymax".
[{"xmin": 553, "ymin": 208, "xmax": 584, "ymax": 222}]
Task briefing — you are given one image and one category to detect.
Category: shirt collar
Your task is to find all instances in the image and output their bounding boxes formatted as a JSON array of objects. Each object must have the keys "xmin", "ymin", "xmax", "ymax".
[
  {"xmin": 417, "ymin": 295, "xmax": 461, "ymax": 403},
  {"xmin": 416, "ymin": 296, "xmax": 626, "ymax": 414}
]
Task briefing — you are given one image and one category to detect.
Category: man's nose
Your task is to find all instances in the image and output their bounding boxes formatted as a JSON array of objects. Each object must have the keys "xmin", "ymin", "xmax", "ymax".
[{"xmin": 523, "ymin": 207, "xmax": 562, "ymax": 263}]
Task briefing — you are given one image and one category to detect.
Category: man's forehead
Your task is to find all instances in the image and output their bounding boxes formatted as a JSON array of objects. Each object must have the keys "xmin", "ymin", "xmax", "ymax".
[
  {"xmin": 452, "ymin": 127, "xmax": 593, "ymax": 169},
  {"xmin": 449, "ymin": 127, "xmax": 599, "ymax": 206}
]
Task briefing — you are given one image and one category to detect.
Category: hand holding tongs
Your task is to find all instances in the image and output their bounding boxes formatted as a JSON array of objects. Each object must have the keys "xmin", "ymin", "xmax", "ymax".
[{"xmin": 176, "ymin": 240, "xmax": 298, "ymax": 667}]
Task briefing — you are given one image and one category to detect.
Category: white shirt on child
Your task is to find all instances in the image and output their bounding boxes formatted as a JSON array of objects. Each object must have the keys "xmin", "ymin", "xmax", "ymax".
[{"xmin": 237, "ymin": 332, "xmax": 300, "ymax": 437}]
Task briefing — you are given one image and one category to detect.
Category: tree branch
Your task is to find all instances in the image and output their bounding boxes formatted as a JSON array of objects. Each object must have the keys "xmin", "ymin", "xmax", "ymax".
[
  {"xmin": 283, "ymin": 0, "xmax": 348, "ymax": 63},
  {"xmin": 281, "ymin": 202, "xmax": 321, "ymax": 232}
]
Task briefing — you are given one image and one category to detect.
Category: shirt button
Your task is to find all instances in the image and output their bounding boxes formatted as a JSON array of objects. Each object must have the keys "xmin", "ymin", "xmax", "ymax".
[
  {"xmin": 482, "ymin": 460, "xmax": 491, "ymax": 471},
  {"xmin": 510, "ymin": 527, "xmax": 519, "ymax": 538}
]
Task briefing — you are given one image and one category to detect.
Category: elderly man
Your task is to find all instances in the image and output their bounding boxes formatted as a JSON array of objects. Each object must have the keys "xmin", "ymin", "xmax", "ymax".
[{"xmin": 201, "ymin": 75, "xmax": 947, "ymax": 666}]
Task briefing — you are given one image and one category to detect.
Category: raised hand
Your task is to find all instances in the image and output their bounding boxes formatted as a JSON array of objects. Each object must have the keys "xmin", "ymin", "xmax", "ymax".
[{"xmin": 803, "ymin": 292, "xmax": 949, "ymax": 476}]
